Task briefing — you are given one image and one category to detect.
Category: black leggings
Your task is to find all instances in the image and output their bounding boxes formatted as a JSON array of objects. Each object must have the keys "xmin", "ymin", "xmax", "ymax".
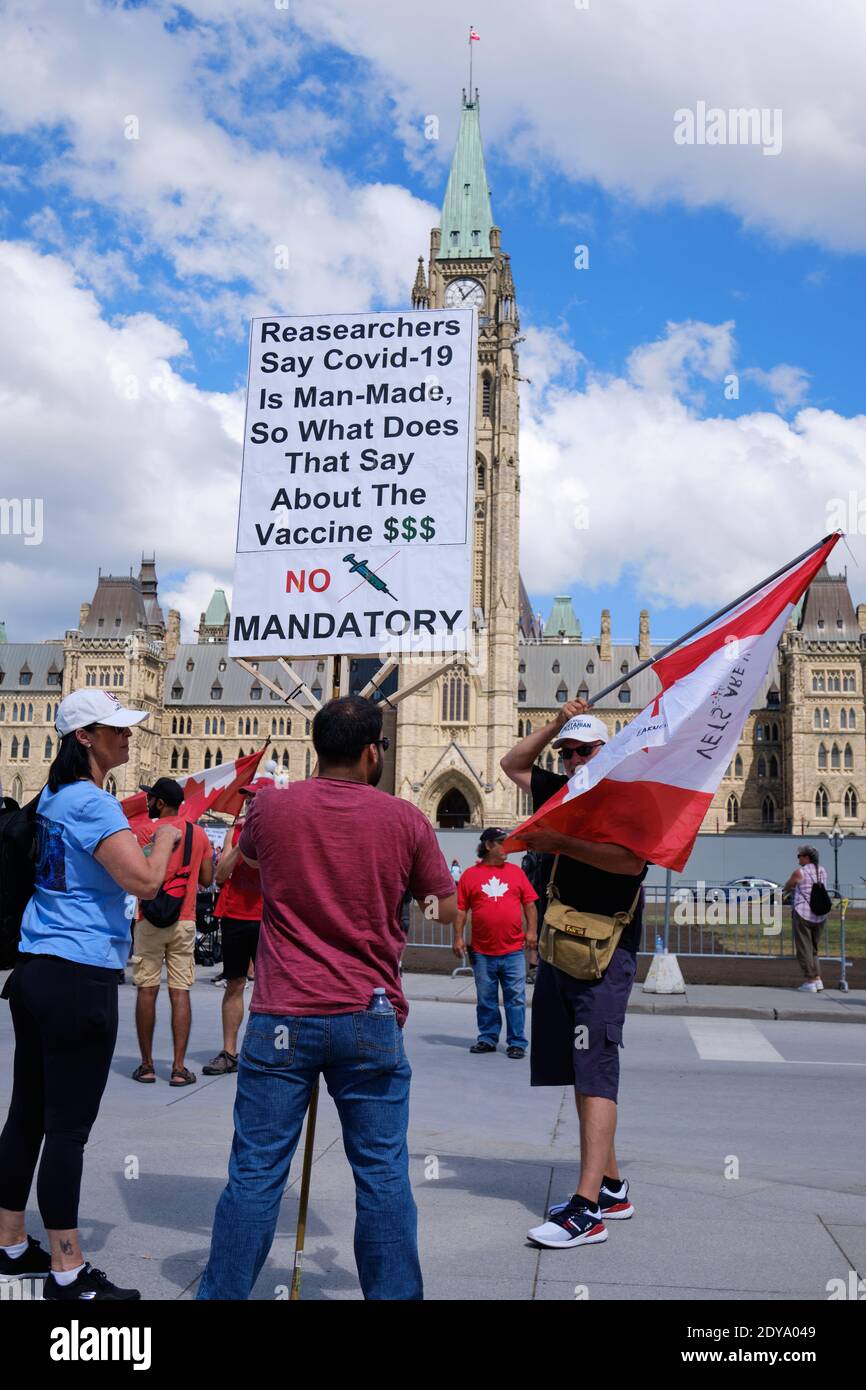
[{"xmin": 0, "ymin": 954, "xmax": 118, "ymax": 1230}]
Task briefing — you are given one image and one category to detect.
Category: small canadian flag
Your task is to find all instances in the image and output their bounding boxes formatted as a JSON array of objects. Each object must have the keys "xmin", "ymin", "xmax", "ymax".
[{"xmin": 469, "ymin": 28, "xmax": 480, "ymax": 41}]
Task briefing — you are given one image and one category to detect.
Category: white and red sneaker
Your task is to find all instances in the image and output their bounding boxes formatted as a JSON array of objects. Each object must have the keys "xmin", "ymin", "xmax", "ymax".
[{"xmin": 528, "ymin": 1195, "xmax": 607, "ymax": 1249}]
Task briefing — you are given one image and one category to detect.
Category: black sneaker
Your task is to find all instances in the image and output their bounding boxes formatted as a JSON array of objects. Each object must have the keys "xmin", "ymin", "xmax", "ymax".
[
  {"xmin": 43, "ymin": 1263, "xmax": 141, "ymax": 1301},
  {"xmin": 527, "ymin": 1195, "xmax": 607, "ymax": 1249},
  {"xmin": 506, "ymin": 1046, "xmax": 525, "ymax": 1059},
  {"xmin": 548, "ymin": 1177, "xmax": 634, "ymax": 1221},
  {"xmin": 0, "ymin": 1236, "xmax": 51, "ymax": 1281},
  {"xmin": 469, "ymin": 1041, "xmax": 496, "ymax": 1053}
]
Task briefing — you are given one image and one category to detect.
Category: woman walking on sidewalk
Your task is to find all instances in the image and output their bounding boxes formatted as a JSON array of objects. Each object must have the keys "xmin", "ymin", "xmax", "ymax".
[
  {"xmin": 783, "ymin": 845, "xmax": 830, "ymax": 992},
  {"xmin": 0, "ymin": 689, "xmax": 180, "ymax": 1301}
]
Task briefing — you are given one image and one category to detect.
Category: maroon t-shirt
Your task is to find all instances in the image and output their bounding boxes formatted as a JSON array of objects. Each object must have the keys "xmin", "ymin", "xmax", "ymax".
[{"xmin": 239, "ymin": 779, "xmax": 454, "ymax": 1025}]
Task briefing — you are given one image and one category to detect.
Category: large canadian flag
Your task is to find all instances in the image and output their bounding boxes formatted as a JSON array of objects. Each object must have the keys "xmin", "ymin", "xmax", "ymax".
[
  {"xmin": 503, "ymin": 535, "xmax": 841, "ymax": 871},
  {"xmin": 121, "ymin": 747, "xmax": 268, "ymax": 829}
]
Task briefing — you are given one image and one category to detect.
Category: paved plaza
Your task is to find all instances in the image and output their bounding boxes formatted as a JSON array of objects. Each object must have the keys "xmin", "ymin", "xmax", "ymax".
[{"xmin": 1, "ymin": 971, "xmax": 864, "ymax": 1301}]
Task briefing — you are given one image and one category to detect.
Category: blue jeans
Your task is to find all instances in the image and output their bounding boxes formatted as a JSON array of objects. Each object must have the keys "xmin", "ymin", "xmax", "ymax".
[
  {"xmin": 197, "ymin": 1006, "xmax": 422, "ymax": 1301},
  {"xmin": 473, "ymin": 950, "xmax": 528, "ymax": 1050}
]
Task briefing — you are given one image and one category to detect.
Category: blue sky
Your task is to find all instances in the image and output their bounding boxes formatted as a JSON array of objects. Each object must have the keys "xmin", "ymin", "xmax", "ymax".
[{"xmin": 0, "ymin": 0, "xmax": 864, "ymax": 644}]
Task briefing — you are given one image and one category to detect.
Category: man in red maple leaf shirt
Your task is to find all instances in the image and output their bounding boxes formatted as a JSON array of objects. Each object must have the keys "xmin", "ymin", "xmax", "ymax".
[{"xmin": 453, "ymin": 829, "xmax": 537, "ymax": 1059}]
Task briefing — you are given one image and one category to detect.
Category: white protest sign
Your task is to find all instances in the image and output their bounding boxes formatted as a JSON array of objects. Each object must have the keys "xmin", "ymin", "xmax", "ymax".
[{"xmin": 229, "ymin": 309, "xmax": 476, "ymax": 657}]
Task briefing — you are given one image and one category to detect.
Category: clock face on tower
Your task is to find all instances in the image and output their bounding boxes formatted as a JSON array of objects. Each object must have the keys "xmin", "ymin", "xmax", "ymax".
[{"xmin": 444, "ymin": 277, "xmax": 485, "ymax": 309}]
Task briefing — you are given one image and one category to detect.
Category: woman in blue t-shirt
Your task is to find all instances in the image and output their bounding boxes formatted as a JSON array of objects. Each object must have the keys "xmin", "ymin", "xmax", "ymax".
[{"xmin": 0, "ymin": 689, "xmax": 181, "ymax": 1301}]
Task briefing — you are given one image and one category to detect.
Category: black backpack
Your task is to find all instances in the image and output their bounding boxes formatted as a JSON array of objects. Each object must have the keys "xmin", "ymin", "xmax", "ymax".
[
  {"xmin": 139, "ymin": 822, "xmax": 195, "ymax": 928},
  {"xmin": 809, "ymin": 878, "xmax": 833, "ymax": 916},
  {"xmin": 0, "ymin": 790, "xmax": 43, "ymax": 970}
]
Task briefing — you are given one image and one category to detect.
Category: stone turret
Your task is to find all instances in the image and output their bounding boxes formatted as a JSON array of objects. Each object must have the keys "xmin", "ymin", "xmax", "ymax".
[{"xmin": 599, "ymin": 610, "xmax": 612, "ymax": 662}]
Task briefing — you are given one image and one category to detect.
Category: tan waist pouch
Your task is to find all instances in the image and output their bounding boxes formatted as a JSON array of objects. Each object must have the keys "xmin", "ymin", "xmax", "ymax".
[{"xmin": 539, "ymin": 855, "xmax": 641, "ymax": 981}]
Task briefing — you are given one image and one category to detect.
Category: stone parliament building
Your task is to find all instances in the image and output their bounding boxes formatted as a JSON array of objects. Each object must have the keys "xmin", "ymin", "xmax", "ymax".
[{"xmin": 2, "ymin": 94, "xmax": 864, "ymax": 841}]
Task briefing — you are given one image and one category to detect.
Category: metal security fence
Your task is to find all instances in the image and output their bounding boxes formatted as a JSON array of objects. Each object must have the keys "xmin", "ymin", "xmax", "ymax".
[
  {"xmin": 404, "ymin": 882, "xmax": 861, "ymax": 987},
  {"xmin": 639, "ymin": 879, "xmax": 861, "ymax": 989},
  {"xmin": 404, "ymin": 903, "xmax": 472, "ymax": 976}
]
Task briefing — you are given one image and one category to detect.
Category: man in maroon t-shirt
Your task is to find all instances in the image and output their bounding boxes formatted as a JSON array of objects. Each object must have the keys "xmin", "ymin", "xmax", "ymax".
[
  {"xmin": 453, "ymin": 829, "xmax": 538, "ymax": 1059},
  {"xmin": 198, "ymin": 696, "xmax": 456, "ymax": 1303}
]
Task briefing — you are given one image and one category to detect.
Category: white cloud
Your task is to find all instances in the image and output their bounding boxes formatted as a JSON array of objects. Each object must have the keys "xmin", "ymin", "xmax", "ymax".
[
  {"xmin": 519, "ymin": 320, "xmax": 866, "ymax": 608},
  {"xmin": 0, "ymin": 0, "xmax": 436, "ymax": 332},
  {"xmin": 742, "ymin": 363, "xmax": 811, "ymax": 413},
  {"xmin": 0, "ymin": 241, "xmax": 243, "ymax": 638},
  {"xmin": 285, "ymin": 0, "xmax": 866, "ymax": 252},
  {"xmin": 161, "ymin": 570, "xmax": 233, "ymax": 644}
]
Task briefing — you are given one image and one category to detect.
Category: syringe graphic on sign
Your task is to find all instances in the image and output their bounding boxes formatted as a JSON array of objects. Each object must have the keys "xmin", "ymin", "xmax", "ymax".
[{"xmin": 342, "ymin": 553, "xmax": 399, "ymax": 601}]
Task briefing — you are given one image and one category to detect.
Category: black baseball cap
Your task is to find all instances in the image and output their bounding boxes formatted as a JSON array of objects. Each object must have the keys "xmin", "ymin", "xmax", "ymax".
[
  {"xmin": 479, "ymin": 827, "xmax": 508, "ymax": 843},
  {"xmin": 140, "ymin": 777, "xmax": 184, "ymax": 808}
]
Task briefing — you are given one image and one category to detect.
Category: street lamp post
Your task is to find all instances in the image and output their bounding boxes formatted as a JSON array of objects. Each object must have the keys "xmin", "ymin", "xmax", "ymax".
[
  {"xmin": 824, "ymin": 818, "xmax": 849, "ymax": 993},
  {"xmin": 825, "ymin": 817, "xmax": 844, "ymax": 897}
]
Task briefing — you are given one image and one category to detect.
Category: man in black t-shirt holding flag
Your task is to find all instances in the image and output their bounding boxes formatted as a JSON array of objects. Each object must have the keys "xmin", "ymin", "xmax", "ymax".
[{"xmin": 501, "ymin": 699, "xmax": 646, "ymax": 1252}]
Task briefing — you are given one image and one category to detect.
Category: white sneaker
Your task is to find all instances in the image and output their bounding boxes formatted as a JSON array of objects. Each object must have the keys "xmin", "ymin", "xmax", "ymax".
[
  {"xmin": 797, "ymin": 981, "xmax": 818, "ymax": 992},
  {"xmin": 528, "ymin": 1197, "xmax": 608, "ymax": 1249},
  {"xmin": 815, "ymin": 980, "xmax": 824, "ymax": 991}
]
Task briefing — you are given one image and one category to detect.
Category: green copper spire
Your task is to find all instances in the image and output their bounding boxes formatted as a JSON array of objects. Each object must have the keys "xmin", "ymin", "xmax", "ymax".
[
  {"xmin": 546, "ymin": 596, "xmax": 582, "ymax": 640},
  {"xmin": 438, "ymin": 92, "xmax": 494, "ymax": 260},
  {"xmin": 204, "ymin": 589, "xmax": 230, "ymax": 626}
]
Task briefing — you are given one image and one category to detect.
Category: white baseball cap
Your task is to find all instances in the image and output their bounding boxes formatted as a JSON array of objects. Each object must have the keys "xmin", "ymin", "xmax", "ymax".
[
  {"xmin": 56, "ymin": 688, "xmax": 150, "ymax": 737},
  {"xmin": 552, "ymin": 714, "xmax": 609, "ymax": 748}
]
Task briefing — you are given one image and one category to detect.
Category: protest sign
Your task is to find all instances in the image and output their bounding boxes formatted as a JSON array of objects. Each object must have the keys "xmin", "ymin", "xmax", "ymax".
[{"xmin": 229, "ymin": 309, "xmax": 476, "ymax": 657}]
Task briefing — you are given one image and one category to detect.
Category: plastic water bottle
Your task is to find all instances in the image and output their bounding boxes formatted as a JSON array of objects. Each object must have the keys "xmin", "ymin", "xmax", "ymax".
[
  {"xmin": 370, "ymin": 987, "xmax": 392, "ymax": 1014},
  {"xmin": 654, "ymin": 935, "xmax": 664, "ymax": 955}
]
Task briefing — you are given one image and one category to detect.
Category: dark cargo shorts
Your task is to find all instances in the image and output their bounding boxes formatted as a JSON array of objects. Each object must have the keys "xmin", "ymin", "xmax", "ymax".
[{"xmin": 530, "ymin": 948, "xmax": 637, "ymax": 1102}]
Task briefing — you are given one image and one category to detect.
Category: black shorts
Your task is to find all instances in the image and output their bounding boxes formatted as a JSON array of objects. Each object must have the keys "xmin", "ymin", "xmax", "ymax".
[
  {"xmin": 530, "ymin": 947, "xmax": 637, "ymax": 1102},
  {"xmin": 220, "ymin": 918, "xmax": 260, "ymax": 980}
]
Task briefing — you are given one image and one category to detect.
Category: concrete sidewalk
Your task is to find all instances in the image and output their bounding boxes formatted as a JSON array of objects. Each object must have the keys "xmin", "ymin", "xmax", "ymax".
[
  {"xmin": 1, "ymin": 979, "xmax": 864, "ymax": 1300},
  {"xmin": 403, "ymin": 970, "xmax": 866, "ymax": 1023}
]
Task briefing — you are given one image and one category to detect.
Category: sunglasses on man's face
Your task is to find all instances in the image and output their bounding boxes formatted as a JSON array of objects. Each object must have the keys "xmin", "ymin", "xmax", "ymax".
[
  {"xmin": 560, "ymin": 742, "xmax": 601, "ymax": 759},
  {"xmin": 374, "ymin": 737, "xmax": 390, "ymax": 752}
]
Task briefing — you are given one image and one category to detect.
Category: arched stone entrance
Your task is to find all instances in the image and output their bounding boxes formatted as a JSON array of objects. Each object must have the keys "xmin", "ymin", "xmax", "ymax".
[{"xmin": 435, "ymin": 788, "xmax": 471, "ymax": 828}]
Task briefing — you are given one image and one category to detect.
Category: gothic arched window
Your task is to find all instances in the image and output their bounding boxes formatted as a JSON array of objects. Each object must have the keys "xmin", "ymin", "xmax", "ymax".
[
  {"xmin": 215, "ymin": 748, "xmax": 222, "ymax": 766},
  {"xmin": 441, "ymin": 673, "xmax": 470, "ymax": 723},
  {"xmin": 844, "ymin": 743, "xmax": 853, "ymax": 770},
  {"xmin": 844, "ymin": 786, "xmax": 858, "ymax": 818},
  {"xmin": 761, "ymin": 796, "xmax": 775, "ymax": 826},
  {"xmin": 769, "ymin": 755, "xmax": 779, "ymax": 779},
  {"xmin": 726, "ymin": 794, "xmax": 739, "ymax": 824},
  {"xmin": 840, "ymin": 708, "xmax": 848, "ymax": 729},
  {"xmin": 204, "ymin": 748, "xmax": 212, "ymax": 770},
  {"xmin": 817, "ymin": 743, "xmax": 827, "ymax": 771},
  {"xmin": 734, "ymin": 754, "xmax": 743, "ymax": 778},
  {"xmin": 171, "ymin": 747, "xmax": 179, "ymax": 771},
  {"xmin": 182, "ymin": 748, "xmax": 189, "ymax": 770},
  {"xmin": 831, "ymin": 744, "xmax": 841, "ymax": 771},
  {"xmin": 815, "ymin": 786, "xmax": 829, "ymax": 818},
  {"xmin": 757, "ymin": 756, "xmax": 767, "ymax": 778}
]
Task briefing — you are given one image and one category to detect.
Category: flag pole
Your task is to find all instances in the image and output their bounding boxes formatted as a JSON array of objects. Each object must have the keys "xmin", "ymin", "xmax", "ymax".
[
  {"xmin": 586, "ymin": 533, "xmax": 840, "ymax": 707},
  {"xmin": 468, "ymin": 27, "xmax": 473, "ymax": 95}
]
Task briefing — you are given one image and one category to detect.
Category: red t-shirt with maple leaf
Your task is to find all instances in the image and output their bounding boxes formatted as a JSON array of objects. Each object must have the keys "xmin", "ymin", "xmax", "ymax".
[{"xmin": 457, "ymin": 862, "xmax": 538, "ymax": 956}]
